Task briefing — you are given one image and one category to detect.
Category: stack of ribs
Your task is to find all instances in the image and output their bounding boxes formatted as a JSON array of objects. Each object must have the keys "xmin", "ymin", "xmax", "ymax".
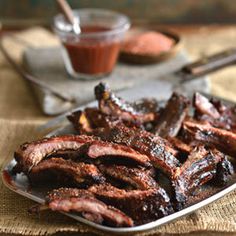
[{"xmin": 14, "ymin": 83, "xmax": 235, "ymax": 227}]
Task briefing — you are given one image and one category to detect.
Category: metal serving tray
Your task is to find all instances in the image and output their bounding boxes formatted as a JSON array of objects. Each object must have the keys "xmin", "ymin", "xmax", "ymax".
[{"xmin": 2, "ymin": 90, "xmax": 236, "ymax": 234}]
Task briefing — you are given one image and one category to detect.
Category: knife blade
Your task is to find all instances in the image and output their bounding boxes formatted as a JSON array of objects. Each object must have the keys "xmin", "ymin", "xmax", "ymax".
[{"xmin": 38, "ymin": 48, "xmax": 236, "ymax": 131}]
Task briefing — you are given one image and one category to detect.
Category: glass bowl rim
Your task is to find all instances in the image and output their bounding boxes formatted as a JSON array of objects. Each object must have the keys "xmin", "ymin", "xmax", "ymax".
[{"xmin": 54, "ymin": 8, "xmax": 131, "ymax": 38}]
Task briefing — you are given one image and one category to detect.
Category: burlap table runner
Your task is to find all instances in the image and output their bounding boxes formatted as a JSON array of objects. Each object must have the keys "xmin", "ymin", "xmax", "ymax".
[{"xmin": 1, "ymin": 26, "xmax": 236, "ymax": 235}]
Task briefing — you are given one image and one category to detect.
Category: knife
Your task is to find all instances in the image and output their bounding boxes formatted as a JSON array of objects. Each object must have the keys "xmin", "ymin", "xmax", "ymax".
[{"xmin": 38, "ymin": 48, "xmax": 236, "ymax": 131}]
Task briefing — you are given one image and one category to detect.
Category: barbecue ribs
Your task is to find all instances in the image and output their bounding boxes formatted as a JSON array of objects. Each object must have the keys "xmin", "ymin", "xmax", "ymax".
[
  {"xmin": 95, "ymin": 82, "xmax": 157, "ymax": 125},
  {"xmin": 172, "ymin": 146, "xmax": 233, "ymax": 209},
  {"xmin": 89, "ymin": 184, "xmax": 173, "ymax": 225},
  {"xmin": 93, "ymin": 124, "xmax": 180, "ymax": 176},
  {"xmin": 78, "ymin": 140, "xmax": 151, "ymax": 167},
  {"xmin": 14, "ymin": 85, "xmax": 236, "ymax": 228},
  {"xmin": 14, "ymin": 135, "xmax": 95, "ymax": 173},
  {"xmin": 98, "ymin": 164, "xmax": 157, "ymax": 190},
  {"xmin": 29, "ymin": 158, "xmax": 105, "ymax": 187},
  {"xmin": 154, "ymin": 92, "xmax": 190, "ymax": 138},
  {"xmin": 183, "ymin": 119, "xmax": 236, "ymax": 156},
  {"xmin": 41, "ymin": 188, "xmax": 134, "ymax": 227},
  {"xmin": 193, "ymin": 92, "xmax": 236, "ymax": 132},
  {"xmin": 67, "ymin": 108, "xmax": 120, "ymax": 134}
]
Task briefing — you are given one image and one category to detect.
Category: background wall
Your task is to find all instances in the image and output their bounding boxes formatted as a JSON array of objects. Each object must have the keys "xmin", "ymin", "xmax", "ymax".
[{"xmin": 1, "ymin": 0, "xmax": 236, "ymax": 27}]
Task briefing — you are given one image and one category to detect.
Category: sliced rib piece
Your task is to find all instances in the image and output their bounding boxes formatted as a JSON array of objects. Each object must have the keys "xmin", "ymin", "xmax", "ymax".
[
  {"xmin": 172, "ymin": 146, "xmax": 229, "ymax": 209},
  {"xmin": 194, "ymin": 92, "xmax": 220, "ymax": 119},
  {"xmin": 183, "ymin": 119, "xmax": 236, "ymax": 156},
  {"xmin": 212, "ymin": 152, "xmax": 234, "ymax": 186},
  {"xmin": 67, "ymin": 108, "xmax": 120, "ymax": 134},
  {"xmin": 67, "ymin": 110, "xmax": 93, "ymax": 134},
  {"xmin": 154, "ymin": 92, "xmax": 190, "ymax": 138},
  {"xmin": 29, "ymin": 158, "xmax": 105, "ymax": 186},
  {"xmin": 79, "ymin": 140, "xmax": 151, "ymax": 167},
  {"xmin": 89, "ymin": 184, "xmax": 173, "ymax": 225},
  {"xmin": 131, "ymin": 98, "xmax": 159, "ymax": 115},
  {"xmin": 98, "ymin": 164, "xmax": 157, "ymax": 190},
  {"xmin": 14, "ymin": 135, "xmax": 95, "ymax": 173},
  {"xmin": 93, "ymin": 125, "xmax": 180, "ymax": 176},
  {"xmin": 211, "ymin": 98, "xmax": 236, "ymax": 132},
  {"xmin": 193, "ymin": 92, "xmax": 236, "ymax": 132},
  {"xmin": 45, "ymin": 188, "xmax": 133, "ymax": 227},
  {"xmin": 95, "ymin": 82, "xmax": 156, "ymax": 124},
  {"xmin": 167, "ymin": 137, "xmax": 192, "ymax": 155}
]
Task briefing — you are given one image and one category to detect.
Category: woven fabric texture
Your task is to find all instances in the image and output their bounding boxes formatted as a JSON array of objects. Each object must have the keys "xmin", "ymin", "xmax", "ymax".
[{"xmin": 1, "ymin": 27, "xmax": 236, "ymax": 235}]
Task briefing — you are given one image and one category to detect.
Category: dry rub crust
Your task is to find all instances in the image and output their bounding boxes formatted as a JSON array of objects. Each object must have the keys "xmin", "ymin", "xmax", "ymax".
[
  {"xmin": 94, "ymin": 124, "xmax": 180, "ymax": 176},
  {"xmin": 14, "ymin": 135, "xmax": 95, "ymax": 173},
  {"xmin": 46, "ymin": 188, "xmax": 134, "ymax": 227},
  {"xmin": 29, "ymin": 158, "xmax": 105, "ymax": 186},
  {"xmin": 89, "ymin": 183, "xmax": 174, "ymax": 225}
]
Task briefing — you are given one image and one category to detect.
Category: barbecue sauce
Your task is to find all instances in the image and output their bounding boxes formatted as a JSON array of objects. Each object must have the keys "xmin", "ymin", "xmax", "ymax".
[
  {"xmin": 2, "ymin": 170, "xmax": 16, "ymax": 190},
  {"xmin": 64, "ymin": 26, "xmax": 121, "ymax": 75}
]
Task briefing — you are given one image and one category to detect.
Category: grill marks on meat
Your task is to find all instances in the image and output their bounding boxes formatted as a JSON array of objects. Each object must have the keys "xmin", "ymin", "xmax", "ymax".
[
  {"xmin": 94, "ymin": 125, "xmax": 180, "ymax": 176},
  {"xmin": 45, "ymin": 188, "xmax": 134, "ymax": 227},
  {"xmin": 88, "ymin": 184, "xmax": 173, "ymax": 225},
  {"xmin": 172, "ymin": 146, "xmax": 229, "ymax": 209},
  {"xmin": 79, "ymin": 140, "xmax": 151, "ymax": 167},
  {"xmin": 95, "ymin": 82, "xmax": 156, "ymax": 124},
  {"xmin": 14, "ymin": 135, "xmax": 95, "ymax": 173},
  {"xmin": 99, "ymin": 164, "xmax": 157, "ymax": 190},
  {"xmin": 193, "ymin": 92, "xmax": 236, "ymax": 132},
  {"xmin": 154, "ymin": 92, "xmax": 190, "ymax": 138},
  {"xmin": 183, "ymin": 119, "xmax": 236, "ymax": 156},
  {"xmin": 29, "ymin": 158, "xmax": 105, "ymax": 186}
]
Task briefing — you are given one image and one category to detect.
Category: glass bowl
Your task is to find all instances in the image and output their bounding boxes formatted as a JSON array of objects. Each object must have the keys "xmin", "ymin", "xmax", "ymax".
[{"xmin": 54, "ymin": 8, "xmax": 130, "ymax": 80}]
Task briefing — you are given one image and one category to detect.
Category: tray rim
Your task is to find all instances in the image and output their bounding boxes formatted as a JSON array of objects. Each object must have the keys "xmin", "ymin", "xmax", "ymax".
[
  {"xmin": 2, "ymin": 94, "xmax": 236, "ymax": 234},
  {"xmin": 2, "ymin": 160, "xmax": 236, "ymax": 234}
]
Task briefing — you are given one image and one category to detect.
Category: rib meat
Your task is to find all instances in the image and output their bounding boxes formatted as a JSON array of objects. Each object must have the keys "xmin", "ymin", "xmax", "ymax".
[
  {"xmin": 44, "ymin": 188, "xmax": 134, "ymax": 227},
  {"xmin": 194, "ymin": 92, "xmax": 220, "ymax": 119},
  {"xmin": 88, "ymin": 184, "xmax": 173, "ymax": 225},
  {"xmin": 93, "ymin": 125, "xmax": 180, "ymax": 176},
  {"xmin": 98, "ymin": 164, "xmax": 157, "ymax": 190},
  {"xmin": 95, "ymin": 82, "xmax": 156, "ymax": 124},
  {"xmin": 79, "ymin": 140, "xmax": 151, "ymax": 167},
  {"xmin": 172, "ymin": 146, "xmax": 231, "ymax": 209},
  {"xmin": 67, "ymin": 110, "xmax": 93, "ymax": 134},
  {"xmin": 154, "ymin": 92, "xmax": 190, "ymax": 138},
  {"xmin": 214, "ymin": 155, "xmax": 234, "ymax": 186},
  {"xmin": 131, "ymin": 98, "xmax": 159, "ymax": 115},
  {"xmin": 68, "ymin": 99, "xmax": 160, "ymax": 134},
  {"xmin": 67, "ymin": 108, "xmax": 120, "ymax": 134},
  {"xmin": 29, "ymin": 158, "xmax": 105, "ymax": 186},
  {"xmin": 167, "ymin": 137, "xmax": 192, "ymax": 155},
  {"xmin": 193, "ymin": 92, "xmax": 236, "ymax": 132},
  {"xmin": 183, "ymin": 119, "xmax": 236, "ymax": 156},
  {"xmin": 14, "ymin": 135, "xmax": 95, "ymax": 173}
]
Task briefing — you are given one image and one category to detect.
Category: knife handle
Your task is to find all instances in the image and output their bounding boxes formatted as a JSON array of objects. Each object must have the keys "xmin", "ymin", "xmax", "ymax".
[{"xmin": 181, "ymin": 48, "xmax": 236, "ymax": 80}]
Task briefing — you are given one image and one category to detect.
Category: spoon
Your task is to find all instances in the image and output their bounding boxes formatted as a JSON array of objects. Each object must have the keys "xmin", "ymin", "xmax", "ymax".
[{"xmin": 56, "ymin": 0, "xmax": 81, "ymax": 35}]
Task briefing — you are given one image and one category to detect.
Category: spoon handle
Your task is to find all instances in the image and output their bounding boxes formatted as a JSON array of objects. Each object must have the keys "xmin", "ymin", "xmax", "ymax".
[{"xmin": 56, "ymin": 0, "xmax": 75, "ymax": 25}]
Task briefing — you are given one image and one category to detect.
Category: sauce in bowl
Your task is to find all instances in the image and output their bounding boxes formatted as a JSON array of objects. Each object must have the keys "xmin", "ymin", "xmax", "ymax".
[{"xmin": 64, "ymin": 26, "xmax": 121, "ymax": 76}]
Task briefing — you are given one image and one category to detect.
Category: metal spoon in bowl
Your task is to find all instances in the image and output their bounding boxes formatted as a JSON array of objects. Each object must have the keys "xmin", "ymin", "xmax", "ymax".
[{"xmin": 56, "ymin": 0, "xmax": 81, "ymax": 35}]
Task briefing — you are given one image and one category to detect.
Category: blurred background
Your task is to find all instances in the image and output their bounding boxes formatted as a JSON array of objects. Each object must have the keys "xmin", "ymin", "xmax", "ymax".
[{"xmin": 1, "ymin": 0, "xmax": 236, "ymax": 28}]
